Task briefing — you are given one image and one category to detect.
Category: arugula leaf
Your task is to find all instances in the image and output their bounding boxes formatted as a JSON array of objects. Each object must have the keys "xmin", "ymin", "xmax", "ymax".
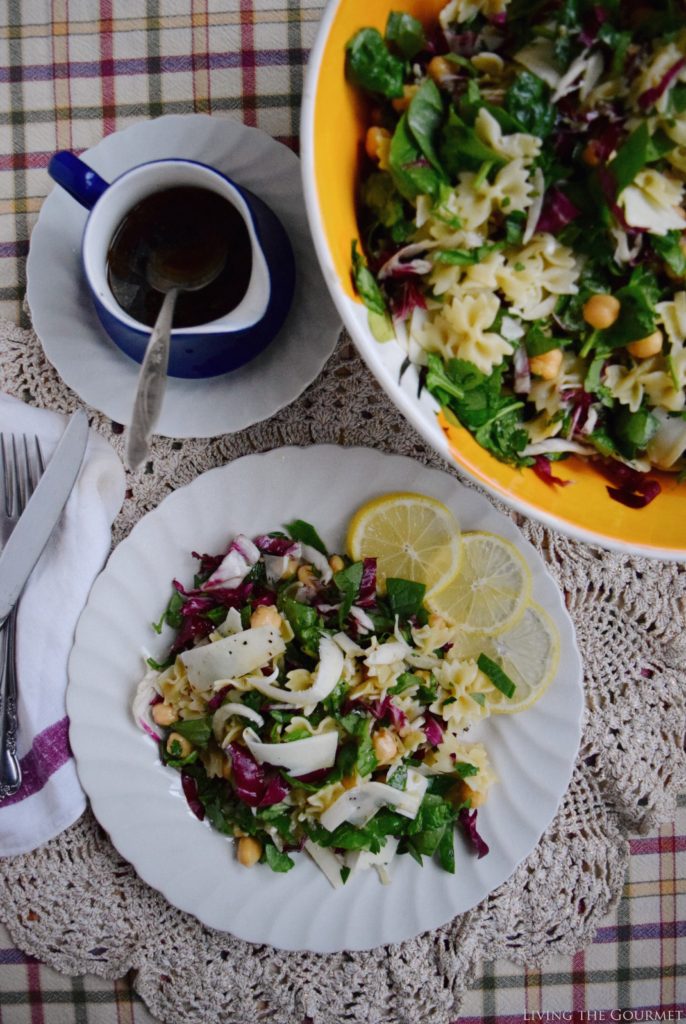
[
  {"xmin": 504, "ymin": 211, "xmax": 526, "ymax": 244},
  {"xmin": 390, "ymin": 112, "xmax": 442, "ymax": 200},
  {"xmin": 651, "ymin": 230, "xmax": 686, "ymax": 277},
  {"xmin": 281, "ymin": 596, "xmax": 323, "ymax": 658},
  {"xmin": 264, "ymin": 842, "xmax": 295, "ymax": 873},
  {"xmin": 172, "ymin": 716, "xmax": 213, "ymax": 748},
  {"xmin": 350, "ymin": 240, "xmax": 385, "ymax": 318},
  {"xmin": 525, "ymin": 322, "xmax": 567, "ymax": 356},
  {"xmin": 505, "ymin": 72, "xmax": 555, "ymax": 138},
  {"xmin": 477, "ymin": 653, "xmax": 516, "ymax": 699},
  {"xmin": 670, "ymin": 82, "xmax": 686, "ymax": 114},
  {"xmin": 407, "ymin": 78, "xmax": 446, "ymax": 174},
  {"xmin": 433, "ymin": 242, "xmax": 503, "ymax": 266},
  {"xmin": 351, "ymin": 240, "xmax": 394, "ymax": 341},
  {"xmin": 389, "ymin": 671, "xmax": 421, "ymax": 695},
  {"xmin": 345, "ymin": 28, "xmax": 404, "ymax": 99},
  {"xmin": 153, "ymin": 589, "xmax": 184, "ymax": 633},
  {"xmin": 285, "ymin": 518, "xmax": 327, "ymax": 555},
  {"xmin": 333, "ymin": 561, "xmax": 364, "ymax": 627},
  {"xmin": 600, "ymin": 282, "xmax": 658, "ymax": 348},
  {"xmin": 146, "ymin": 654, "xmax": 174, "ymax": 672},
  {"xmin": 439, "ymin": 108, "xmax": 506, "ymax": 178},
  {"xmin": 339, "ymin": 711, "xmax": 378, "ymax": 777},
  {"xmin": 387, "ymin": 764, "xmax": 408, "ymax": 791},
  {"xmin": 386, "ymin": 577, "xmax": 427, "ymax": 619},
  {"xmin": 322, "ymin": 678, "xmax": 348, "ymax": 716},
  {"xmin": 385, "ymin": 10, "xmax": 426, "ymax": 58},
  {"xmin": 417, "ymin": 675, "xmax": 439, "ymax": 704},
  {"xmin": 437, "ymin": 825, "xmax": 456, "ymax": 873},
  {"xmin": 611, "ymin": 406, "xmax": 659, "ymax": 459},
  {"xmin": 455, "ymin": 761, "xmax": 480, "ymax": 779},
  {"xmin": 361, "ymin": 171, "xmax": 407, "ymax": 231},
  {"xmin": 609, "ymin": 123, "xmax": 675, "ymax": 194},
  {"xmin": 598, "ymin": 23, "xmax": 631, "ymax": 75}
]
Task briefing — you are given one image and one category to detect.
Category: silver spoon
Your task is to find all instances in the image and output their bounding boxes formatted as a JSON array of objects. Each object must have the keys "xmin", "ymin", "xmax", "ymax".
[{"xmin": 126, "ymin": 239, "xmax": 228, "ymax": 471}]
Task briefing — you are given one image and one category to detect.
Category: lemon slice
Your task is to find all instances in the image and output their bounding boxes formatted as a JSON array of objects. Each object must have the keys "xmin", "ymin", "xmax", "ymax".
[
  {"xmin": 346, "ymin": 492, "xmax": 461, "ymax": 595},
  {"xmin": 429, "ymin": 531, "xmax": 531, "ymax": 634},
  {"xmin": 458, "ymin": 602, "xmax": 560, "ymax": 714}
]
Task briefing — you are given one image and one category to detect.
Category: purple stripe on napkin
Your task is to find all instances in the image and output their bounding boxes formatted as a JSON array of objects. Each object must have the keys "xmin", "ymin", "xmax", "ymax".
[{"xmin": 1, "ymin": 718, "xmax": 71, "ymax": 807}]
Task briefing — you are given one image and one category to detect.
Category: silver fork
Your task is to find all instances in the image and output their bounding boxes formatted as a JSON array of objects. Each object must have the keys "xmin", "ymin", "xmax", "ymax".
[{"xmin": 0, "ymin": 434, "xmax": 44, "ymax": 800}]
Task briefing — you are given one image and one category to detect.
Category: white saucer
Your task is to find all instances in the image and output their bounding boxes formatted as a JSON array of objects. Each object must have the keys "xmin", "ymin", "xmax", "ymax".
[{"xmin": 26, "ymin": 115, "xmax": 341, "ymax": 438}]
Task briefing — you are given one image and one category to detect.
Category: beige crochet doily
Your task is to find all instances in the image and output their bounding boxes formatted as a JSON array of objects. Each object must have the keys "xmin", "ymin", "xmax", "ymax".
[{"xmin": 1, "ymin": 320, "xmax": 685, "ymax": 1024}]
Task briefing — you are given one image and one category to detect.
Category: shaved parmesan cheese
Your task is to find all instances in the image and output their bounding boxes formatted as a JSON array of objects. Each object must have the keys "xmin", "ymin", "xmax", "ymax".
[
  {"xmin": 179, "ymin": 626, "xmax": 285, "ymax": 688},
  {"xmin": 346, "ymin": 836, "xmax": 400, "ymax": 884},
  {"xmin": 364, "ymin": 641, "xmax": 410, "ymax": 666},
  {"xmin": 551, "ymin": 50, "xmax": 592, "ymax": 103},
  {"xmin": 212, "ymin": 702, "xmax": 264, "ymax": 741},
  {"xmin": 246, "ymin": 636, "xmax": 344, "ymax": 708},
  {"xmin": 243, "ymin": 726, "xmax": 338, "ymax": 775},
  {"xmin": 320, "ymin": 771, "xmax": 428, "ymax": 832},
  {"xmin": 304, "ymin": 841, "xmax": 345, "ymax": 889},
  {"xmin": 350, "ymin": 606, "xmax": 374, "ymax": 633},
  {"xmin": 263, "ymin": 553, "xmax": 291, "ymax": 584},
  {"xmin": 333, "ymin": 631, "xmax": 365, "ymax": 658},
  {"xmin": 514, "ymin": 39, "xmax": 560, "ymax": 88},
  {"xmin": 216, "ymin": 607, "xmax": 243, "ymax": 637},
  {"xmin": 301, "ymin": 543, "xmax": 333, "ymax": 584}
]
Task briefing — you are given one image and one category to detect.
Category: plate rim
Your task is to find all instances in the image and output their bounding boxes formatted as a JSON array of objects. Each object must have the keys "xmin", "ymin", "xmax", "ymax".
[{"xmin": 67, "ymin": 444, "xmax": 584, "ymax": 952}]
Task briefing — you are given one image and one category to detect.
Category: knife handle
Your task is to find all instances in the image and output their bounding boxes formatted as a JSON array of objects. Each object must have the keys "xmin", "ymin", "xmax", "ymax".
[{"xmin": 0, "ymin": 606, "xmax": 22, "ymax": 800}]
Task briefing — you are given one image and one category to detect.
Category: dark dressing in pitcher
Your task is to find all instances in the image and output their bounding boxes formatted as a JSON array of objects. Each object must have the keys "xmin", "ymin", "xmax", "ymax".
[{"xmin": 107, "ymin": 186, "xmax": 253, "ymax": 328}]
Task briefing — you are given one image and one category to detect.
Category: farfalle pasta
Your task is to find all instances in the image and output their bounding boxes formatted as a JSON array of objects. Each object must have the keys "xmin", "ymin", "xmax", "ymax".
[{"xmin": 348, "ymin": 0, "xmax": 686, "ymax": 504}]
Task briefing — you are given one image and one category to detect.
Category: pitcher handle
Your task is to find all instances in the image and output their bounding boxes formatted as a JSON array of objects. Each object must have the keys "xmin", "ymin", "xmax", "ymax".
[{"xmin": 48, "ymin": 151, "xmax": 110, "ymax": 210}]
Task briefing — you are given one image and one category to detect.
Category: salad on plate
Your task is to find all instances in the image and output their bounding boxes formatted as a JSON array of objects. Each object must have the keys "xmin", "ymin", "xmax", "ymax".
[
  {"xmin": 347, "ymin": 0, "xmax": 686, "ymax": 507},
  {"xmin": 133, "ymin": 497, "xmax": 557, "ymax": 887}
]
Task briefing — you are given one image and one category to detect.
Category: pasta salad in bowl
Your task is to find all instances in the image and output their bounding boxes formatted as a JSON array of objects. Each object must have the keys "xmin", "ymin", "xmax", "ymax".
[{"xmin": 301, "ymin": 0, "xmax": 686, "ymax": 556}]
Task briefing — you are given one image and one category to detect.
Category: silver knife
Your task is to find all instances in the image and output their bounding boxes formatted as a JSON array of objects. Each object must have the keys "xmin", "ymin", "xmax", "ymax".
[{"xmin": 0, "ymin": 409, "xmax": 89, "ymax": 624}]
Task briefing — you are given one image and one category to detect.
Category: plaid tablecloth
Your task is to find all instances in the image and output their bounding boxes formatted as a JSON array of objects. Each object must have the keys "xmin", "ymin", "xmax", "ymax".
[{"xmin": 0, "ymin": 2, "xmax": 684, "ymax": 1021}]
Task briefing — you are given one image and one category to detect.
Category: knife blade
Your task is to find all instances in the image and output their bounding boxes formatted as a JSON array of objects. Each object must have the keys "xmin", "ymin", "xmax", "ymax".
[{"xmin": 0, "ymin": 409, "xmax": 89, "ymax": 624}]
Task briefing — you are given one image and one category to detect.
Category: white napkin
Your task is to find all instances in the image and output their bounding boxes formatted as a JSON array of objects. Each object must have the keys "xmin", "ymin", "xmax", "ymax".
[{"xmin": 0, "ymin": 394, "xmax": 125, "ymax": 856}]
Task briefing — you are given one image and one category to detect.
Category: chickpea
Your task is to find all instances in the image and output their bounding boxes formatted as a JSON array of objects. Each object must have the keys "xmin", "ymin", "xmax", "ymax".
[
  {"xmin": 328, "ymin": 554, "xmax": 345, "ymax": 573},
  {"xmin": 297, "ymin": 564, "xmax": 316, "ymax": 587},
  {"xmin": 391, "ymin": 84, "xmax": 418, "ymax": 112},
  {"xmin": 529, "ymin": 348, "xmax": 564, "ymax": 381},
  {"xmin": 627, "ymin": 330, "xmax": 663, "ymax": 359},
  {"xmin": 166, "ymin": 732, "xmax": 193, "ymax": 759},
  {"xmin": 364, "ymin": 126, "xmax": 391, "ymax": 168},
  {"xmin": 237, "ymin": 836, "xmax": 263, "ymax": 868},
  {"xmin": 581, "ymin": 140, "xmax": 602, "ymax": 167},
  {"xmin": 373, "ymin": 728, "xmax": 398, "ymax": 766},
  {"xmin": 151, "ymin": 702, "xmax": 178, "ymax": 727},
  {"xmin": 250, "ymin": 603, "xmax": 282, "ymax": 630},
  {"xmin": 427, "ymin": 55, "xmax": 454, "ymax": 87},
  {"xmin": 471, "ymin": 52, "xmax": 504, "ymax": 76},
  {"xmin": 583, "ymin": 293, "xmax": 621, "ymax": 330},
  {"xmin": 453, "ymin": 780, "xmax": 485, "ymax": 808}
]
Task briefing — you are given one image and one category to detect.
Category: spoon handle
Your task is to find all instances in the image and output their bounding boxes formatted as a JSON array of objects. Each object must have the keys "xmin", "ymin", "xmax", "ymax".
[{"xmin": 126, "ymin": 288, "xmax": 178, "ymax": 471}]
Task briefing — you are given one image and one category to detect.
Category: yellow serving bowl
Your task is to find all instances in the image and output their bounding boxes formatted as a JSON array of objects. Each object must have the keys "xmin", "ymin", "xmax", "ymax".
[{"xmin": 300, "ymin": 0, "xmax": 686, "ymax": 559}]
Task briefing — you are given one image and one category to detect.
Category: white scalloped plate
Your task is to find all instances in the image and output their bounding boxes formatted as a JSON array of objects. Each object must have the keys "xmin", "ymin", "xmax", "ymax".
[
  {"xmin": 67, "ymin": 447, "xmax": 583, "ymax": 952},
  {"xmin": 27, "ymin": 114, "xmax": 340, "ymax": 437}
]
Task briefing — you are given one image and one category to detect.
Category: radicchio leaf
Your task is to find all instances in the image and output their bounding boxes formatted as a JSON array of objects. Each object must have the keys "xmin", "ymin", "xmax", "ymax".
[
  {"xmin": 357, "ymin": 557, "xmax": 378, "ymax": 608},
  {"xmin": 638, "ymin": 57, "xmax": 686, "ymax": 111},
  {"xmin": 532, "ymin": 455, "xmax": 571, "ymax": 488},
  {"xmin": 181, "ymin": 772, "xmax": 205, "ymax": 821},
  {"xmin": 596, "ymin": 459, "xmax": 661, "ymax": 508},
  {"xmin": 459, "ymin": 807, "xmax": 489, "ymax": 858},
  {"xmin": 536, "ymin": 188, "xmax": 581, "ymax": 234},
  {"xmin": 423, "ymin": 713, "xmax": 444, "ymax": 748}
]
